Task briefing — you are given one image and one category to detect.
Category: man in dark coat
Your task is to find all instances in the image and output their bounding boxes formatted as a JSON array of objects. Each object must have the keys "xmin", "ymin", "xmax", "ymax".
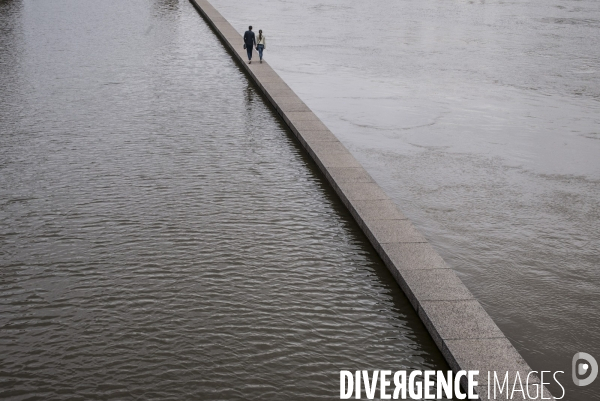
[{"xmin": 243, "ymin": 26, "xmax": 256, "ymax": 64}]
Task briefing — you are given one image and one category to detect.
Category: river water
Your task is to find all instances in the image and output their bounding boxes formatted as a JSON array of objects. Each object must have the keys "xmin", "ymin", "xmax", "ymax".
[
  {"xmin": 0, "ymin": 0, "xmax": 451, "ymax": 399},
  {"xmin": 209, "ymin": 0, "xmax": 600, "ymax": 399}
]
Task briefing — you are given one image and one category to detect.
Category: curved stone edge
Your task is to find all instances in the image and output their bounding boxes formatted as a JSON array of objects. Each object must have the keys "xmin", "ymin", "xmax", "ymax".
[{"xmin": 188, "ymin": 0, "xmax": 554, "ymax": 399}]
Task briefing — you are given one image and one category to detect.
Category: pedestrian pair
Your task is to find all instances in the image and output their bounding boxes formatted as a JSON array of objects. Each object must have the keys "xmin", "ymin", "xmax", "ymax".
[{"xmin": 243, "ymin": 26, "xmax": 266, "ymax": 64}]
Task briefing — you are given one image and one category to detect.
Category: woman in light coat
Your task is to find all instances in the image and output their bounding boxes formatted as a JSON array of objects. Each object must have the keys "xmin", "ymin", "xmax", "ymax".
[{"xmin": 256, "ymin": 30, "xmax": 266, "ymax": 63}]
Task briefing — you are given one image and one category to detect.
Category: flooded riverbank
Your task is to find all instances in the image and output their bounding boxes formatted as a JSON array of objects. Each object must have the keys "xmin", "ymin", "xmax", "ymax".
[
  {"xmin": 210, "ymin": 0, "xmax": 600, "ymax": 399},
  {"xmin": 0, "ymin": 0, "xmax": 447, "ymax": 399}
]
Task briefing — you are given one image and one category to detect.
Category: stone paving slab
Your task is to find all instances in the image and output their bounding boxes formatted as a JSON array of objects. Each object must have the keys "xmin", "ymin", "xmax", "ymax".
[
  {"xmin": 188, "ymin": 0, "xmax": 555, "ymax": 398},
  {"xmin": 250, "ymin": 70, "xmax": 282, "ymax": 81},
  {"xmin": 365, "ymin": 219, "xmax": 428, "ymax": 244},
  {"xmin": 394, "ymin": 269, "xmax": 473, "ymax": 312},
  {"xmin": 261, "ymin": 81, "xmax": 293, "ymax": 92},
  {"xmin": 264, "ymin": 88, "xmax": 298, "ymax": 100},
  {"xmin": 444, "ymin": 338, "xmax": 538, "ymax": 385},
  {"xmin": 351, "ymin": 199, "xmax": 408, "ymax": 221},
  {"xmin": 271, "ymin": 97, "xmax": 311, "ymax": 113},
  {"xmin": 249, "ymin": 66, "xmax": 280, "ymax": 77},
  {"xmin": 251, "ymin": 75, "xmax": 286, "ymax": 83},
  {"xmin": 296, "ymin": 130, "xmax": 340, "ymax": 144},
  {"xmin": 305, "ymin": 141, "xmax": 347, "ymax": 155},
  {"xmin": 289, "ymin": 119, "xmax": 330, "ymax": 132},
  {"xmin": 404, "ymin": 270, "xmax": 475, "ymax": 302},
  {"xmin": 218, "ymin": 26, "xmax": 242, "ymax": 41},
  {"xmin": 283, "ymin": 111, "xmax": 323, "ymax": 122},
  {"xmin": 312, "ymin": 150, "xmax": 363, "ymax": 168},
  {"xmin": 419, "ymin": 300, "xmax": 504, "ymax": 342},
  {"xmin": 380, "ymin": 242, "xmax": 449, "ymax": 271},
  {"xmin": 325, "ymin": 167, "xmax": 374, "ymax": 183},
  {"xmin": 207, "ymin": 16, "xmax": 229, "ymax": 25},
  {"xmin": 193, "ymin": 0, "xmax": 219, "ymax": 15},
  {"xmin": 247, "ymin": 68, "xmax": 285, "ymax": 82},
  {"xmin": 335, "ymin": 182, "xmax": 390, "ymax": 201}
]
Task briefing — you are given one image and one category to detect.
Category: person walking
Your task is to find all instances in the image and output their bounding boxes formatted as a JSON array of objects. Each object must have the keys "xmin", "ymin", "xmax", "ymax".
[
  {"xmin": 256, "ymin": 29, "xmax": 266, "ymax": 63},
  {"xmin": 243, "ymin": 26, "xmax": 256, "ymax": 64}
]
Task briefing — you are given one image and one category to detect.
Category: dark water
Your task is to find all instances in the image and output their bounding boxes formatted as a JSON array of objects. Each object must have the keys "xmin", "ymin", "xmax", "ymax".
[
  {"xmin": 209, "ymin": 0, "xmax": 600, "ymax": 399},
  {"xmin": 0, "ymin": 0, "xmax": 448, "ymax": 399}
]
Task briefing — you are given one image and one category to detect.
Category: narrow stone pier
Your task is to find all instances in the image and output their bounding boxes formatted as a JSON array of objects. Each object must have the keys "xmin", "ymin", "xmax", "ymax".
[{"xmin": 188, "ymin": 0, "xmax": 554, "ymax": 398}]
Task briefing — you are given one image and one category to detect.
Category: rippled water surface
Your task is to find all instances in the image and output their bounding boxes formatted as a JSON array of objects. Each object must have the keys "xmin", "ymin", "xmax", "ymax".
[
  {"xmin": 211, "ymin": 0, "xmax": 600, "ymax": 399},
  {"xmin": 0, "ymin": 0, "xmax": 448, "ymax": 399}
]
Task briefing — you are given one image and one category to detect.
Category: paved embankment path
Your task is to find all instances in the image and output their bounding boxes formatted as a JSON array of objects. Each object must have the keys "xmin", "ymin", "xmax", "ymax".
[{"xmin": 188, "ymin": 0, "xmax": 555, "ymax": 398}]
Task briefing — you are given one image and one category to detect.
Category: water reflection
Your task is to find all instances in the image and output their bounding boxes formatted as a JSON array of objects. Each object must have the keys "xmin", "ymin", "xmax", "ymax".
[
  {"xmin": 152, "ymin": 0, "xmax": 179, "ymax": 14},
  {"xmin": 244, "ymin": 82, "xmax": 261, "ymax": 140},
  {"xmin": 0, "ymin": 0, "xmax": 23, "ymax": 122}
]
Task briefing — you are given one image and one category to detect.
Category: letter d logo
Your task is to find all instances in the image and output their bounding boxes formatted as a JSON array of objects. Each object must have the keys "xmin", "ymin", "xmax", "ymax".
[{"xmin": 572, "ymin": 352, "xmax": 598, "ymax": 386}]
